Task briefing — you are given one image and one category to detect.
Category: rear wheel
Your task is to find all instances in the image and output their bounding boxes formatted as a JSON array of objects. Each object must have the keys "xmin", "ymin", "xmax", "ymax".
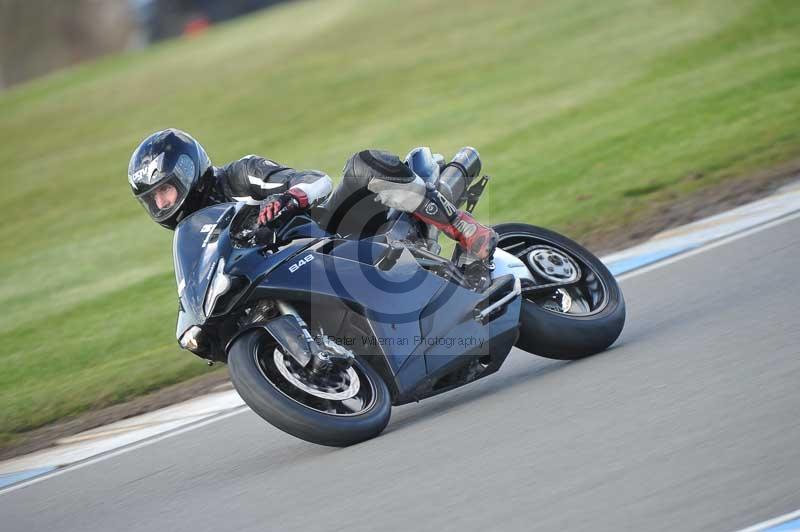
[
  {"xmin": 494, "ymin": 223, "xmax": 625, "ymax": 359},
  {"xmin": 228, "ymin": 329, "xmax": 391, "ymax": 446}
]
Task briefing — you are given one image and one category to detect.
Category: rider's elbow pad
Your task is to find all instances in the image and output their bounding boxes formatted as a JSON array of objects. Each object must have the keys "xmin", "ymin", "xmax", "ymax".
[{"xmin": 290, "ymin": 175, "xmax": 333, "ymax": 207}]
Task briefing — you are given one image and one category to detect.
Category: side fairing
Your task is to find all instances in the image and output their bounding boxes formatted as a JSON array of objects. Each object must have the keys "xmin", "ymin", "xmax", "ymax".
[{"xmin": 248, "ymin": 245, "xmax": 448, "ymax": 370}]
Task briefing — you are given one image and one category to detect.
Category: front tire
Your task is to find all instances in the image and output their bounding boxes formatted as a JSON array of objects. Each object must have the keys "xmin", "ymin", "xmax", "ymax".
[
  {"xmin": 228, "ymin": 329, "xmax": 392, "ymax": 446},
  {"xmin": 494, "ymin": 223, "xmax": 626, "ymax": 360}
]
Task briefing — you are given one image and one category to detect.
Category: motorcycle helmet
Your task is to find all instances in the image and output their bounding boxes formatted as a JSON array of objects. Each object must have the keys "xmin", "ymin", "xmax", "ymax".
[{"xmin": 128, "ymin": 129, "xmax": 212, "ymax": 229}]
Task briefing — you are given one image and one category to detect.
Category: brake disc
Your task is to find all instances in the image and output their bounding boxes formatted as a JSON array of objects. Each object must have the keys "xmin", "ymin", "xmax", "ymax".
[{"xmin": 273, "ymin": 349, "xmax": 360, "ymax": 401}]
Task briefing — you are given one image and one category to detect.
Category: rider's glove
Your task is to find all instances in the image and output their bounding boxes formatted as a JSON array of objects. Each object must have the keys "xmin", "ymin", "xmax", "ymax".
[{"xmin": 257, "ymin": 188, "xmax": 308, "ymax": 225}]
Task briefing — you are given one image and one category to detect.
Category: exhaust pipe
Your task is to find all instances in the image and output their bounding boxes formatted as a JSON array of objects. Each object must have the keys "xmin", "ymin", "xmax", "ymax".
[{"xmin": 436, "ymin": 147, "xmax": 482, "ymax": 207}]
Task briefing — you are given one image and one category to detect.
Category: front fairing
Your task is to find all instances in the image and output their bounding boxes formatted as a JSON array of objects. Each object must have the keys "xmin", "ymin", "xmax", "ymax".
[
  {"xmin": 174, "ymin": 204, "xmax": 237, "ymax": 339},
  {"xmin": 173, "ymin": 204, "xmax": 330, "ymax": 340}
]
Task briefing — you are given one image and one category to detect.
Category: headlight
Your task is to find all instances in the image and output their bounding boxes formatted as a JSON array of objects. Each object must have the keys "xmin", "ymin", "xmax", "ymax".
[
  {"xmin": 204, "ymin": 258, "xmax": 231, "ymax": 317},
  {"xmin": 180, "ymin": 326, "xmax": 203, "ymax": 351}
]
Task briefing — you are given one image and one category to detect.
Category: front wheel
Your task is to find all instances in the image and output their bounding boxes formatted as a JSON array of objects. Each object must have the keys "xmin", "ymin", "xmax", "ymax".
[
  {"xmin": 494, "ymin": 223, "xmax": 626, "ymax": 360},
  {"xmin": 228, "ymin": 329, "xmax": 392, "ymax": 446}
]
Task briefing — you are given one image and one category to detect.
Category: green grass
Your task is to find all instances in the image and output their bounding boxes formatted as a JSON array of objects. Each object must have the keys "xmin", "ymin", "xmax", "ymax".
[{"xmin": 1, "ymin": 0, "xmax": 799, "ymax": 445}]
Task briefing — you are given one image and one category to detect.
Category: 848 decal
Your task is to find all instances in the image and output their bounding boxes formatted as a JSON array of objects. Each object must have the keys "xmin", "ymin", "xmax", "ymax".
[{"xmin": 289, "ymin": 254, "xmax": 314, "ymax": 273}]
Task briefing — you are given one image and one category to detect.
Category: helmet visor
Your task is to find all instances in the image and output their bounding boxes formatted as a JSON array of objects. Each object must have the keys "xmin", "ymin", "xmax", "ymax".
[{"xmin": 135, "ymin": 175, "xmax": 190, "ymax": 222}]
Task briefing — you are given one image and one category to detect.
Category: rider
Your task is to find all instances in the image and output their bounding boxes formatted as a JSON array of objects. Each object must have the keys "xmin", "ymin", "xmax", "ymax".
[{"xmin": 127, "ymin": 128, "xmax": 497, "ymax": 261}]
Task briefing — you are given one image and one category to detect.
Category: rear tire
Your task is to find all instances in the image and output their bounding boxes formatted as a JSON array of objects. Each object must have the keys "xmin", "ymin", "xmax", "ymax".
[
  {"xmin": 228, "ymin": 329, "xmax": 392, "ymax": 446},
  {"xmin": 494, "ymin": 223, "xmax": 626, "ymax": 360}
]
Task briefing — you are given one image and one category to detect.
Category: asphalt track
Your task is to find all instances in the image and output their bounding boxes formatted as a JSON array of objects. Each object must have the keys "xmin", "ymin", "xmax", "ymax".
[{"xmin": 3, "ymin": 215, "xmax": 800, "ymax": 532}]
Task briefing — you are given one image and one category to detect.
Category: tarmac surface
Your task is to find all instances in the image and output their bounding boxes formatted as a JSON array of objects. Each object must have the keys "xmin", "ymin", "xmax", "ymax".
[{"xmin": 2, "ymin": 215, "xmax": 800, "ymax": 532}]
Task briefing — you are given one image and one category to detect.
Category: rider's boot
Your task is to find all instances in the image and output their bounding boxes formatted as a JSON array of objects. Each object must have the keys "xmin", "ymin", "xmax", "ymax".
[
  {"xmin": 412, "ymin": 186, "xmax": 498, "ymax": 261},
  {"xmin": 336, "ymin": 148, "xmax": 497, "ymax": 260}
]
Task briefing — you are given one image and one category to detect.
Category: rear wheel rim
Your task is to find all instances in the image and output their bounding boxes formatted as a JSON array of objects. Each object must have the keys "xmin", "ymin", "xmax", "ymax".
[{"xmin": 497, "ymin": 232, "xmax": 609, "ymax": 317}]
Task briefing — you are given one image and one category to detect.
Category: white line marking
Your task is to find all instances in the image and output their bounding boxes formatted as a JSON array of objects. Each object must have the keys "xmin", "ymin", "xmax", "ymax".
[
  {"xmin": 616, "ymin": 210, "xmax": 800, "ymax": 281},
  {"xmin": 3, "ymin": 206, "xmax": 800, "ymax": 495},
  {"xmin": 248, "ymin": 176, "xmax": 285, "ymax": 190},
  {"xmin": 231, "ymin": 196, "xmax": 261, "ymax": 205},
  {"xmin": 0, "ymin": 407, "xmax": 247, "ymax": 495},
  {"xmin": 737, "ymin": 508, "xmax": 800, "ymax": 532}
]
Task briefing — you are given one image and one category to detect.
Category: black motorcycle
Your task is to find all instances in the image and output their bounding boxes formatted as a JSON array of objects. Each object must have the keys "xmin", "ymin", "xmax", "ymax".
[{"xmin": 173, "ymin": 148, "xmax": 625, "ymax": 446}]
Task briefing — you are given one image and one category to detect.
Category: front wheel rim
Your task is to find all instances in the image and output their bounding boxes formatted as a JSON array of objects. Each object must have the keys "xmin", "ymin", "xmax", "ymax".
[{"xmin": 254, "ymin": 345, "xmax": 378, "ymax": 417}]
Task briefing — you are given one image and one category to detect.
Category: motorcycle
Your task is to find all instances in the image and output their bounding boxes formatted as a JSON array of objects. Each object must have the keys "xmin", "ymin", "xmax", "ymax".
[{"xmin": 173, "ymin": 148, "xmax": 625, "ymax": 446}]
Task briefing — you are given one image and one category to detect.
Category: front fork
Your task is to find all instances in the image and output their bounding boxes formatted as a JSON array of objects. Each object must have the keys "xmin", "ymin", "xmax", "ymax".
[
  {"xmin": 274, "ymin": 300, "xmax": 354, "ymax": 374},
  {"xmin": 275, "ymin": 301, "xmax": 319, "ymax": 353}
]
